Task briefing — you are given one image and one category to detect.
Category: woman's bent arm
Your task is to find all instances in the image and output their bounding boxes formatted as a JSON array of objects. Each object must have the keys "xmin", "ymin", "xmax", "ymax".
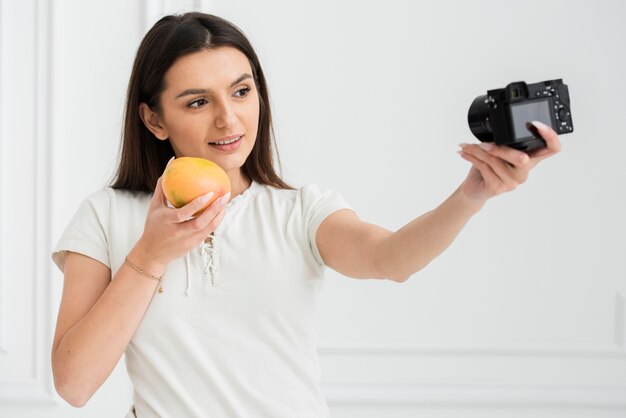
[
  {"xmin": 51, "ymin": 242, "xmax": 165, "ymax": 407},
  {"xmin": 52, "ymin": 176, "xmax": 227, "ymax": 407}
]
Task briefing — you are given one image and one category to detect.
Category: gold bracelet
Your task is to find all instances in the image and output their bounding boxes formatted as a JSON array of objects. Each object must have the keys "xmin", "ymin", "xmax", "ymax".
[{"xmin": 124, "ymin": 256, "xmax": 164, "ymax": 293}]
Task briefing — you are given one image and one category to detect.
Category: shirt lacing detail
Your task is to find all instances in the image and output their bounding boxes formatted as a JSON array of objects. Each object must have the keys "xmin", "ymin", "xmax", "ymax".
[
  {"xmin": 182, "ymin": 234, "xmax": 218, "ymax": 296},
  {"xmin": 200, "ymin": 234, "xmax": 218, "ymax": 287}
]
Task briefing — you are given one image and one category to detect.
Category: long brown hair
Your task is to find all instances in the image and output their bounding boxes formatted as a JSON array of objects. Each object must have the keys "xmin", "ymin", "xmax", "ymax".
[{"xmin": 109, "ymin": 12, "xmax": 294, "ymax": 193}]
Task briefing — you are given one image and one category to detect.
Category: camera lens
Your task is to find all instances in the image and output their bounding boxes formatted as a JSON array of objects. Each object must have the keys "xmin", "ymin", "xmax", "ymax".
[{"xmin": 467, "ymin": 95, "xmax": 493, "ymax": 142}]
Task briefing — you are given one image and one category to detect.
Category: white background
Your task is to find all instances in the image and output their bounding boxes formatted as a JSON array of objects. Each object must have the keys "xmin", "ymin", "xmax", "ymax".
[{"xmin": 1, "ymin": 0, "xmax": 625, "ymax": 417}]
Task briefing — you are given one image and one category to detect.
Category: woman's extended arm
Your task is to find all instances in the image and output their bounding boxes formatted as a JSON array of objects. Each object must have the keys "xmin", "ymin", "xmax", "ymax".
[
  {"xmin": 374, "ymin": 184, "xmax": 485, "ymax": 281},
  {"xmin": 316, "ymin": 184, "xmax": 483, "ymax": 282},
  {"xmin": 317, "ymin": 121, "xmax": 561, "ymax": 282}
]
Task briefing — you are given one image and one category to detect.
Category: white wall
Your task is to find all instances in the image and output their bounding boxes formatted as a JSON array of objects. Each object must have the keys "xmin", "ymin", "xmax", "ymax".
[{"xmin": 1, "ymin": 0, "xmax": 625, "ymax": 417}]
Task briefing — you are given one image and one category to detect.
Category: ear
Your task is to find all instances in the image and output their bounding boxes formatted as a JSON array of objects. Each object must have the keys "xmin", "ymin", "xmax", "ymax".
[{"xmin": 139, "ymin": 103, "xmax": 169, "ymax": 140}]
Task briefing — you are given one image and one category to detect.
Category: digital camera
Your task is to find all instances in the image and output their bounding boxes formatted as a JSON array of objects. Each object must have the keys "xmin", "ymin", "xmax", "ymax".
[{"xmin": 467, "ymin": 79, "xmax": 573, "ymax": 152}]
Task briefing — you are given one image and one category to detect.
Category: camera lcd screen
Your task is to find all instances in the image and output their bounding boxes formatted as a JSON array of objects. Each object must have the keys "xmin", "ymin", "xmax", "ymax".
[{"xmin": 509, "ymin": 99, "xmax": 553, "ymax": 140}]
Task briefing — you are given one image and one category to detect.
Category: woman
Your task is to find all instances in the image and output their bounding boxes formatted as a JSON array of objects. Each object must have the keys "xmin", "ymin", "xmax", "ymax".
[{"xmin": 50, "ymin": 12, "xmax": 560, "ymax": 418}]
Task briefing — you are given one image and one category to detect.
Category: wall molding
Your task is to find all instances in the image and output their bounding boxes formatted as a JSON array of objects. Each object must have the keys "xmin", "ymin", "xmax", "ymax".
[
  {"xmin": 321, "ymin": 383, "xmax": 626, "ymax": 407},
  {"xmin": 318, "ymin": 293, "xmax": 626, "ymax": 405},
  {"xmin": 0, "ymin": 0, "xmax": 55, "ymax": 403},
  {"xmin": 318, "ymin": 342, "xmax": 626, "ymax": 359},
  {"xmin": 35, "ymin": 0, "xmax": 55, "ymax": 402},
  {"xmin": 0, "ymin": 0, "xmax": 7, "ymax": 358},
  {"xmin": 616, "ymin": 292, "xmax": 625, "ymax": 348},
  {"xmin": 0, "ymin": 380, "xmax": 55, "ymax": 404},
  {"xmin": 319, "ymin": 292, "xmax": 626, "ymax": 359}
]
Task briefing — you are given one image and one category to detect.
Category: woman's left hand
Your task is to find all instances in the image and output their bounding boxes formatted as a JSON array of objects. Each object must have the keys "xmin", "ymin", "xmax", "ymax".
[{"xmin": 457, "ymin": 121, "xmax": 562, "ymax": 204}]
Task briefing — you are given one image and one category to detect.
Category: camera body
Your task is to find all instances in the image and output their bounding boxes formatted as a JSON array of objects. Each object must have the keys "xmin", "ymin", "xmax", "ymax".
[{"xmin": 468, "ymin": 79, "xmax": 573, "ymax": 152}]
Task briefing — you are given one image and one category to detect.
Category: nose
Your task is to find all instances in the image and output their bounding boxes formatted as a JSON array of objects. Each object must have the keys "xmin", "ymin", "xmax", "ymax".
[{"xmin": 213, "ymin": 98, "xmax": 237, "ymax": 129}]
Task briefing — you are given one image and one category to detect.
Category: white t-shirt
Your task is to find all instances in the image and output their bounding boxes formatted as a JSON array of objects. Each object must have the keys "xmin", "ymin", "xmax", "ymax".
[{"xmin": 51, "ymin": 179, "xmax": 355, "ymax": 418}]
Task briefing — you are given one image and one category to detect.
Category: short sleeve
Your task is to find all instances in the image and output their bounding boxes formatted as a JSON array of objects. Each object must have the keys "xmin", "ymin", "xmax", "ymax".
[
  {"xmin": 301, "ymin": 184, "xmax": 356, "ymax": 267},
  {"xmin": 51, "ymin": 188, "xmax": 112, "ymax": 273}
]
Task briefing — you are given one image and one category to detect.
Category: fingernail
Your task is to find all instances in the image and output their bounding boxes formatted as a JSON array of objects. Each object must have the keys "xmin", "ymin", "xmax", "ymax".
[
  {"xmin": 199, "ymin": 192, "xmax": 214, "ymax": 204},
  {"xmin": 218, "ymin": 193, "xmax": 231, "ymax": 205},
  {"xmin": 531, "ymin": 121, "xmax": 548, "ymax": 131},
  {"xmin": 479, "ymin": 142, "xmax": 494, "ymax": 151},
  {"xmin": 458, "ymin": 143, "xmax": 470, "ymax": 149}
]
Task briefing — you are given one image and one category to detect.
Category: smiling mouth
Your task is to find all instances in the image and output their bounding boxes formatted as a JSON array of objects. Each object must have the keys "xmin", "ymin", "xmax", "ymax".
[
  {"xmin": 208, "ymin": 135, "xmax": 243, "ymax": 151},
  {"xmin": 209, "ymin": 134, "xmax": 242, "ymax": 145}
]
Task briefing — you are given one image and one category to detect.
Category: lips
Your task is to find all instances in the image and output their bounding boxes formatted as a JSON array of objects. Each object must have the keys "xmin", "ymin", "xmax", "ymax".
[
  {"xmin": 209, "ymin": 134, "xmax": 242, "ymax": 145},
  {"xmin": 208, "ymin": 135, "xmax": 243, "ymax": 152}
]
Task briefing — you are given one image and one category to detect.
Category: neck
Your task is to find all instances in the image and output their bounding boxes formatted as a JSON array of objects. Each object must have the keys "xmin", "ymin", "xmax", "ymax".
[{"xmin": 227, "ymin": 170, "xmax": 251, "ymax": 200}]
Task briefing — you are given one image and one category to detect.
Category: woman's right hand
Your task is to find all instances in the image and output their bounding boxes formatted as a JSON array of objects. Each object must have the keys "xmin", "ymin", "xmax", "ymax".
[{"xmin": 136, "ymin": 175, "xmax": 230, "ymax": 266}]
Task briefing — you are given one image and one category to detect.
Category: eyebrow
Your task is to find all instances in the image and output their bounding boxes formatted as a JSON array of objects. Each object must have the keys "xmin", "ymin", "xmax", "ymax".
[{"xmin": 175, "ymin": 73, "xmax": 253, "ymax": 99}]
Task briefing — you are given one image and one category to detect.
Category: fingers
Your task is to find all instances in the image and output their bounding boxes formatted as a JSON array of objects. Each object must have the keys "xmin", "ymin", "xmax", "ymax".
[
  {"xmin": 191, "ymin": 207, "xmax": 227, "ymax": 242},
  {"xmin": 527, "ymin": 121, "xmax": 562, "ymax": 162},
  {"xmin": 183, "ymin": 193, "xmax": 231, "ymax": 235},
  {"xmin": 531, "ymin": 121, "xmax": 561, "ymax": 153},
  {"xmin": 459, "ymin": 143, "xmax": 528, "ymax": 188},
  {"xmin": 457, "ymin": 151, "xmax": 504, "ymax": 191},
  {"xmin": 149, "ymin": 156, "xmax": 176, "ymax": 210},
  {"xmin": 172, "ymin": 191, "xmax": 218, "ymax": 223},
  {"xmin": 474, "ymin": 142, "xmax": 530, "ymax": 169},
  {"xmin": 150, "ymin": 176, "xmax": 168, "ymax": 210}
]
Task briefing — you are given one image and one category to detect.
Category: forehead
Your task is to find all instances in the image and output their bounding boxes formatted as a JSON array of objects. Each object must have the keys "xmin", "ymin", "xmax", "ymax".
[{"xmin": 164, "ymin": 46, "xmax": 252, "ymax": 90}]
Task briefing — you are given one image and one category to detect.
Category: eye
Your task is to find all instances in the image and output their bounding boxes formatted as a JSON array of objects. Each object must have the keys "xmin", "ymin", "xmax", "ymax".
[
  {"xmin": 234, "ymin": 86, "xmax": 251, "ymax": 98},
  {"xmin": 188, "ymin": 98, "xmax": 208, "ymax": 108}
]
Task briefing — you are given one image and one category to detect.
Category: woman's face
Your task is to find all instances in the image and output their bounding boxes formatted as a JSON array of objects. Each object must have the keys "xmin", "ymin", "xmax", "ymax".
[{"xmin": 144, "ymin": 46, "xmax": 260, "ymax": 179}]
